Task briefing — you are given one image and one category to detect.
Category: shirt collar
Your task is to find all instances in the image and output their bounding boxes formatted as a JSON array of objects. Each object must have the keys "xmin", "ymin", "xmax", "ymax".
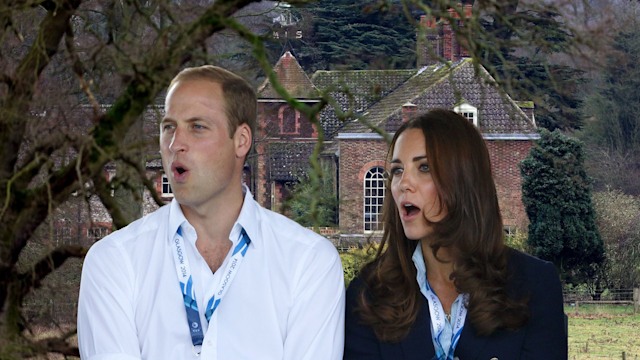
[
  {"xmin": 167, "ymin": 184, "xmax": 261, "ymax": 249},
  {"xmin": 412, "ymin": 244, "xmax": 429, "ymax": 298}
]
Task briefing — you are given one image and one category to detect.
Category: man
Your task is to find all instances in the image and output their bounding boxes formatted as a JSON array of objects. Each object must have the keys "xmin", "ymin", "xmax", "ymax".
[{"xmin": 77, "ymin": 65, "xmax": 345, "ymax": 359}]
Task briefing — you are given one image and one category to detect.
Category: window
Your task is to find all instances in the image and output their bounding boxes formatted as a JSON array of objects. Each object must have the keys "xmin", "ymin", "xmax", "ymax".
[
  {"xmin": 279, "ymin": 105, "xmax": 300, "ymax": 134},
  {"xmin": 54, "ymin": 226, "xmax": 72, "ymax": 246},
  {"xmin": 454, "ymin": 103, "xmax": 478, "ymax": 126},
  {"xmin": 364, "ymin": 167, "xmax": 385, "ymax": 232},
  {"xmin": 162, "ymin": 174, "xmax": 173, "ymax": 197},
  {"xmin": 88, "ymin": 226, "xmax": 110, "ymax": 242}
]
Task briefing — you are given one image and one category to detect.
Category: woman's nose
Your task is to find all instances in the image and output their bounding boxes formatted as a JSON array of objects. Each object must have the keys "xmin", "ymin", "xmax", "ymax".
[{"xmin": 399, "ymin": 171, "xmax": 414, "ymax": 192}]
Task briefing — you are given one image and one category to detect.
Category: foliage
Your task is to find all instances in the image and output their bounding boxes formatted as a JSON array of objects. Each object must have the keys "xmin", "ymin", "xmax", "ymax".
[
  {"xmin": 579, "ymin": 19, "xmax": 640, "ymax": 195},
  {"xmin": 295, "ymin": 0, "xmax": 416, "ymax": 71},
  {"xmin": 283, "ymin": 163, "xmax": 338, "ymax": 227},
  {"xmin": 478, "ymin": 1, "xmax": 586, "ymax": 131},
  {"xmin": 592, "ymin": 190, "xmax": 640, "ymax": 289},
  {"xmin": 580, "ymin": 25, "xmax": 640, "ymax": 153},
  {"xmin": 0, "ymin": 0, "xmax": 288, "ymax": 356},
  {"xmin": 339, "ymin": 244, "xmax": 379, "ymax": 286},
  {"xmin": 504, "ymin": 228, "xmax": 529, "ymax": 253},
  {"xmin": 0, "ymin": 0, "xmax": 614, "ymax": 356},
  {"xmin": 520, "ymin": 129, "xmax": 604, "ymax": 285}
]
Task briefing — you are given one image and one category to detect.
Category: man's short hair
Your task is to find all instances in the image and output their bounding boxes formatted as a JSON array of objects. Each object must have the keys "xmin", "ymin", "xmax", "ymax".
[{"xmin": 169, "ymin": 65, "xmax": 257, "ymax": 139}]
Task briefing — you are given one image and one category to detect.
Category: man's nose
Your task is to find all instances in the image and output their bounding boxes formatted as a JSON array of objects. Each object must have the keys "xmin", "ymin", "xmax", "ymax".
[{"xmin": 168, "ymin": 127, "xmax": 187, "ymax": 153}]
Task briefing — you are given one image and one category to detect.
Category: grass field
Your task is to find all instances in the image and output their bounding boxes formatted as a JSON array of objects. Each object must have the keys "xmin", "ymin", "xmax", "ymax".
[
  {"xmin": 567, "ymin": 304, "xmax": 640, "ymax": 359},
  {"xmin": 23, "ymin": 304, "xmax": 640, "ymax": 359}
]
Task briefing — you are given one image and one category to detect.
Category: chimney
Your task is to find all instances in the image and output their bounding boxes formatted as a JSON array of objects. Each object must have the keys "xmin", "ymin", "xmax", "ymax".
[
  {"xmin": 443, "ymin": 3, "xmax": 473, "ymax": 62},
  {"xmin": 458, "ymin": 4, "xmax": 473, "ymax": 58},
  {"xmin": 416, "ymin": 15, "xmax": 440, "ymax": 67},
  {"xmin": 402, "ymin": 102, "xmax": 417, "ymax": 123},
  {"xmin": 442, "ymin": 21, "xmax": 458, "ymax": 61}
]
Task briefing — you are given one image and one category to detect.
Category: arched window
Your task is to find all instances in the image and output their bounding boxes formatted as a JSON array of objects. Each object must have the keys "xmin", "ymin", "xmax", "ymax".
[{"xmin": 364, "ymin": 167, "xmax": 385, "ymax": 232}]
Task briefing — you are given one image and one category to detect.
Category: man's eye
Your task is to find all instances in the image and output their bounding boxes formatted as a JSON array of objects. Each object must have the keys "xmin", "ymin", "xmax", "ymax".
[
  {"xmin": 193, "ymin": 124, "xmax": 206, "ymax": 130},
  {"xmin": 162, "ymin": 124, "xmax": 175, "ymax": 131}
]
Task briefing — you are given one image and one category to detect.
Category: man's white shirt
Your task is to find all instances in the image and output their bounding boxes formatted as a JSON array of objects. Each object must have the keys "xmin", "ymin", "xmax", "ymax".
[{"xmin": 78, "ymin": 187, "xmax": 345, "ymax": 359}]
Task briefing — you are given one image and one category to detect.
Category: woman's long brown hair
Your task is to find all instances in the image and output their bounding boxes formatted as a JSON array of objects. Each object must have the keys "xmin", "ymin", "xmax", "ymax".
[{"xmin": 356, "ymin": 109, "xmax": 529, "ymax": 342}]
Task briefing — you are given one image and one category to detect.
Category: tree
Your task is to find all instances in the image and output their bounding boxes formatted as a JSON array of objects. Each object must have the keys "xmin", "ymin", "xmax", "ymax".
[
  {"xmin": 579, "ymin": 16, "xmax": 640, "ymax": 195},
  {"xmin": 0, "ymin": 0, "xmax": 287, "ymax": 357},
  {"xmin": 520, "ymin": 129, "xmax": 604, "ymax": 286},
  {"xmin": 283, "ymin": 163, "xmax": 338, "ymax": 228},
  {"xmin": 0, "ymin": 0, "xmax": 611, "ymax": 357},
  {"xmin": 477, "ymin": 0, "xmax": 587, "ymax": 131},
  {"xmin": 295, "ymin": 0, "xmax": 416, "ymax": 71},
  {"xmin": 592, "ymin": 190, "xmax": 640, "ymax": 289}
]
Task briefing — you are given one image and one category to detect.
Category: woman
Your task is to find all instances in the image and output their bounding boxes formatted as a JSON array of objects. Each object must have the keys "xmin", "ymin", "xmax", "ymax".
[{"xmin": 344, "ymin": 109, "xmax": 567, "ymax": 360}]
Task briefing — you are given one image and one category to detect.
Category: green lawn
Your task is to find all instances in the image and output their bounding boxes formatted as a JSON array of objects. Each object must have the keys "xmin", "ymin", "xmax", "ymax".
[
  {"xmin": 568, "ymin": 305, "xmax": 640, "ymax": 359},
  {"xmin": 25, "ymin": 304, "xmax": 640, "ymax": 359}
]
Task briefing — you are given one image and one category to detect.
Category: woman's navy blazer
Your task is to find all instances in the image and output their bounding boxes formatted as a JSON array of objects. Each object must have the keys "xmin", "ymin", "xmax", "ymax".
[{"xmin": 344, "ymin": 249, "xmax": 568, "ymax": 360}]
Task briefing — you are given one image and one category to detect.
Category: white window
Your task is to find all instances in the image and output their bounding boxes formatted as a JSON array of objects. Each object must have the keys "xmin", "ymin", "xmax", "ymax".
[
  {"xmin": 454, "ymin": 103, "xmax": 478, "ymax": 126},
  {"xmin": 364, "ymin": 167, "xmax": 385, "ymax": 232},
  {"xmin": 162, "ymin": 174, "xmax": 173, "ymax": 197}
]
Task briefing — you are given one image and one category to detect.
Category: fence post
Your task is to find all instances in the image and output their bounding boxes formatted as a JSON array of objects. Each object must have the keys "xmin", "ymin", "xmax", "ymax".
[{"xmin": 634, "ymin": 288, "xmax": 639, "ymax": 314}]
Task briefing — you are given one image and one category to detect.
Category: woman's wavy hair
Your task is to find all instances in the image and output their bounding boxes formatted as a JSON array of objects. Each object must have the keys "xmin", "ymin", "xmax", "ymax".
[{"xmin": 356, "ymin": 109, "xmax": 529, "ymax": 342}]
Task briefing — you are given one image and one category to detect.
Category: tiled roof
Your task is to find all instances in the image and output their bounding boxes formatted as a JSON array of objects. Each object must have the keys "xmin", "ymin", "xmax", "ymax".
[
  {"xmin": 339, "ymin": 59, "xmax": 536, "ymax": 135},
  {"xmin": 268, "ymin": 141, "xmax": 318, "ymax": 181},
  {"xmin": 257, "ymin": 51, "xmax": 318, "ymax": 99},
  {"xmin": 311, "ymin": 69, "xmax": 416, "ymax": 139}
]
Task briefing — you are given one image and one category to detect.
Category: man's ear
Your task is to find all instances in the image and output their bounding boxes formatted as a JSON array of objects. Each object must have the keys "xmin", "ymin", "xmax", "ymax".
[{"xmin": 234, "ymin": 123, "xmax": 252, "ymax": 159}]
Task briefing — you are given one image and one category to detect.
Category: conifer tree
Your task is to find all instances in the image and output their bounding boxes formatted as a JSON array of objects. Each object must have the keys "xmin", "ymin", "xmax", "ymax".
[{"xmin": 520, "ymin": 129, "xmax": 604, "ymax": 285}]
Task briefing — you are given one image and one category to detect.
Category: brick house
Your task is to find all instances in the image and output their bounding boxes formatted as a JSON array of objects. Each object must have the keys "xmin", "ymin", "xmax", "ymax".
[
  {"xmin": 61, "ymin": 6, "xmax": 538, "ymax": 246},
  {"xmin": 253, "ymin": 7, "xmax": 538, "ymax": 243}
]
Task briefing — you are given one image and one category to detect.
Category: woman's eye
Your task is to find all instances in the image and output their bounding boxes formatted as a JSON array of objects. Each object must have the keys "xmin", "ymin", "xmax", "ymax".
[
  {"xmin": 389, "ymin": 167, "xmax": 403, "ymax": 176},
  {"xmin": 419, "ymin": 163, "xmax": 430, "ymax": 172}
]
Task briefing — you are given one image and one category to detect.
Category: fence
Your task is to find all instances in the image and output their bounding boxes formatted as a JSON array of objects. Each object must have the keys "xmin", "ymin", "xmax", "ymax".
[{"xmin": 564, "ymin": 288, "xmax": 640, "ymax": 313}]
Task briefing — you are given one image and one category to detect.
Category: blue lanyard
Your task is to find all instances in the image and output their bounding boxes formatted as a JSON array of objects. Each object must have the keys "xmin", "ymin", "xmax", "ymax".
[
  {"xmin": 424, "ymin": 279, "xmax": 467, "ymax": 360},
  {"xmin": 171, "ymin": 225, "xmax": 251, "ymax": 349}
]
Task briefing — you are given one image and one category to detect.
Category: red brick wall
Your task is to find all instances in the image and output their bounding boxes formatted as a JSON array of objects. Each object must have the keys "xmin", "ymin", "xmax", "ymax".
[
  {"xmin": 338, "ymin": 139, "xmax": 388, "ymax": 234},
  {"xmin": 486, "ymin": 139, "xmax": 534, "ymax": 229},
  {"xmin": 338, "ymin": 138, "xmax": 533, "ymax": 234}
]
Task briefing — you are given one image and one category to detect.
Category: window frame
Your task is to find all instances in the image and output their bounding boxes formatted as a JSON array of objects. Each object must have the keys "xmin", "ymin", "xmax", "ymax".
[
  {"xmin": 454, "ymin": 103, "xmax": 478, "ymax": 127},
  {"xmin": 363, "ymin": 166, "xmax": 386, "ymax": 233}
]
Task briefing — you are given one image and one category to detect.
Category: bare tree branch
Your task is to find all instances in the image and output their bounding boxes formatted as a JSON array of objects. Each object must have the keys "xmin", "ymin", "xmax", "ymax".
[{"xmin": 16, "ymin": 245, "xmax": 86, "ymax": 300}]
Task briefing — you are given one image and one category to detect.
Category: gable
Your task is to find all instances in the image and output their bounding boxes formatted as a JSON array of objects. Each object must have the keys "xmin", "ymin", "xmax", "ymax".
[
  {"xmin": 338, "ymin": 59, "xmax": 537, "ymax": 136},
  {"xmin": 258, "ymin": 51, "xmax": 318, "ymax": 99},
  {"xmin": 311, "ymin": 69, "xmax": 416, "ymax": 139}
]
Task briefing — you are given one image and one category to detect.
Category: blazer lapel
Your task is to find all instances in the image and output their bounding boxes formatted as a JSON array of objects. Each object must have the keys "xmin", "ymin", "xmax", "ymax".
[
  {"xmin": 455, "ymin": 321, "xmax": 490, "ymax": 360},
  {"xmin": 401, "ymin": 300, "xmax": 436, "ymax": 360}
]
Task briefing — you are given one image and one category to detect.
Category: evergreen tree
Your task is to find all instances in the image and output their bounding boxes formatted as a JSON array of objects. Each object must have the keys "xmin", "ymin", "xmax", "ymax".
[
  {"xmin": 296, "ymin": 0, "xmax": 416, "ymax": 71},
  {"xmin": 284, "ymin": 164, "xmax": 338, "ymax": 227},
  {"xmin": 520, "ymin": 129, "xmax": 604, "ymax": 285}
]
